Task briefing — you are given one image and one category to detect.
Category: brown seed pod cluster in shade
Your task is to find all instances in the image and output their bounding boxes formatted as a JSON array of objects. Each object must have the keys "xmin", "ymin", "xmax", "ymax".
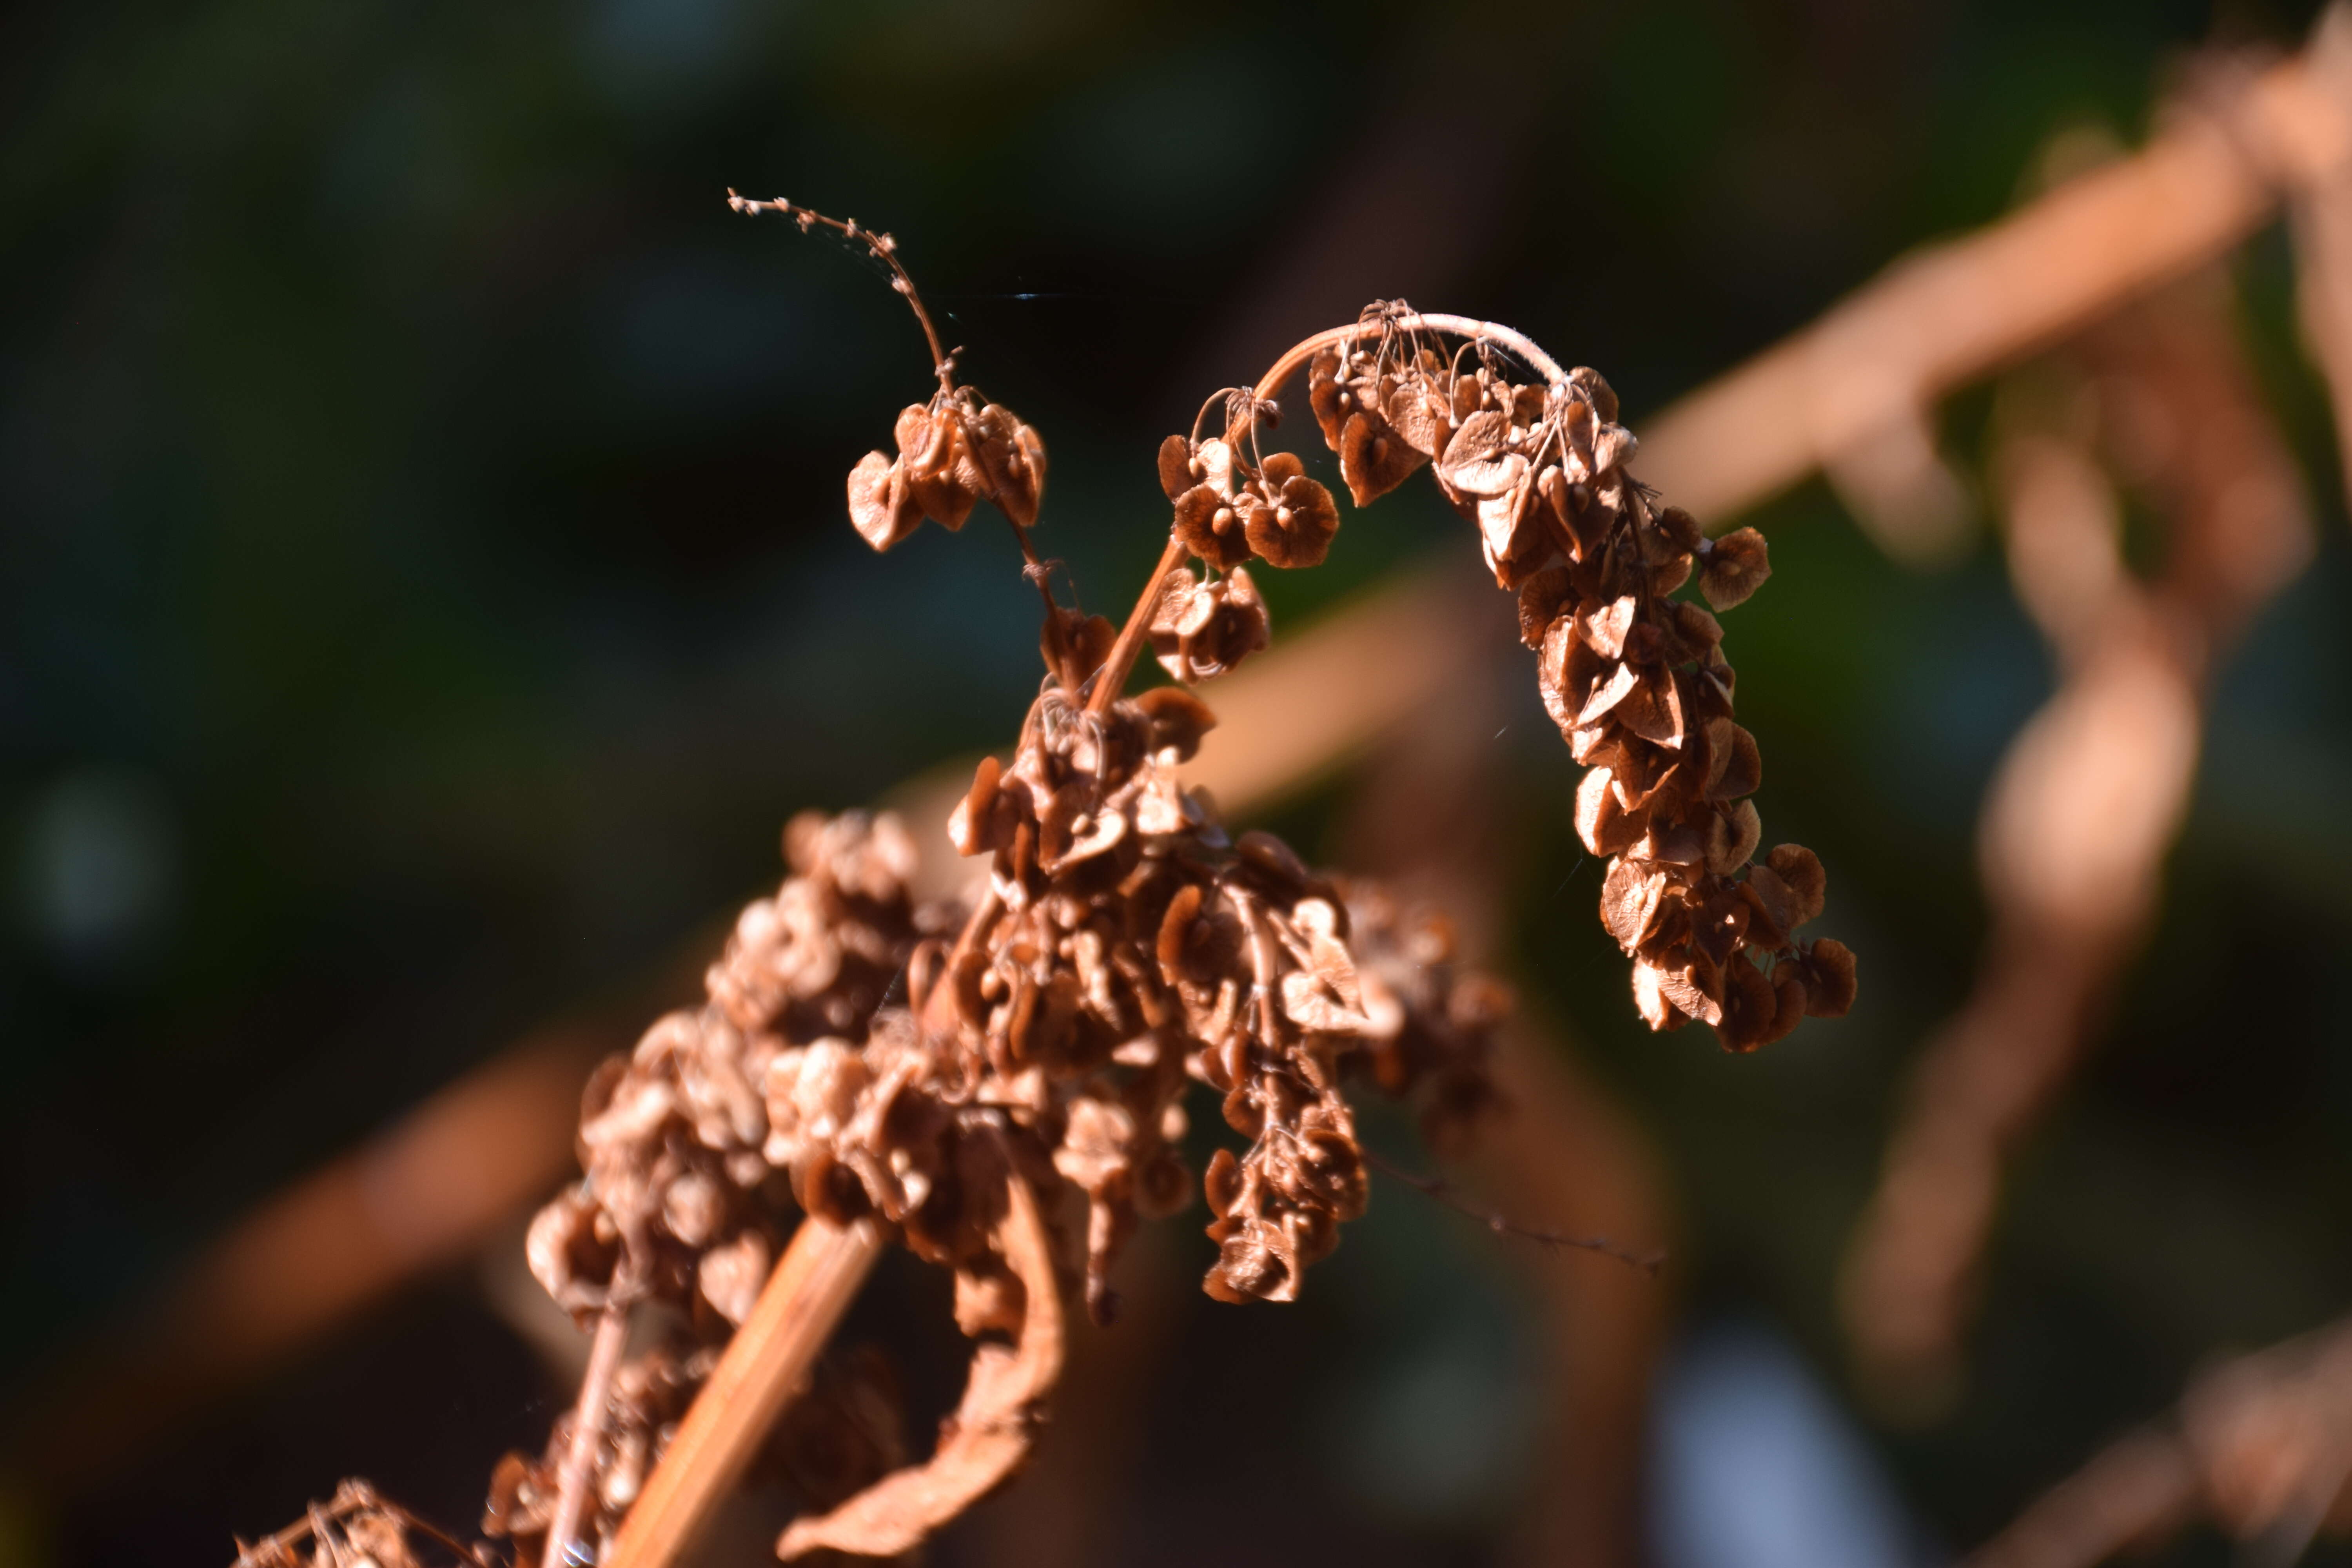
[
  {"xmin": 231, "ymin": 1479, "xmax": 490, "ymax": 1568},
  {"xmin": 1194, "ymin": 301, "xmax": 1856, "ymax": 1050}
]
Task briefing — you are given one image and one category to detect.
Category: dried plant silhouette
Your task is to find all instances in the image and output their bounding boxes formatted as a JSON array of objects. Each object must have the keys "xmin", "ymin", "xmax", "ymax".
[{"xmin": 230, "ymin": 193, "xmax": 1851, "ymax": 1568}]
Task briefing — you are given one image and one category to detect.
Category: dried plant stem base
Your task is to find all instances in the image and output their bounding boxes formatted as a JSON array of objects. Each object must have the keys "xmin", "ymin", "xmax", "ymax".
[
  {"xmin": 603, "ymin": 1214, "xmax": 885, "ymax": 1568},
  {"xmin": 545, "ymin": 1297, "xmax": 633, "ymax": 1560}
]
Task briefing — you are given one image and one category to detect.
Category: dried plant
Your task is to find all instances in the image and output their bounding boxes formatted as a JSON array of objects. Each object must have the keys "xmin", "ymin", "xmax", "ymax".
[{"xmin": 232, "ymin": 197, "xmax": 1849, "ymax": 1568}]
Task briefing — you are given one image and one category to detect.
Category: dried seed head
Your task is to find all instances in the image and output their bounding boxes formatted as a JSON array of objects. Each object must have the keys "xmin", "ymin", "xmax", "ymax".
[{"xmin": 1149, "ymin": 566, "xmax": 1270, "ymax": 682}]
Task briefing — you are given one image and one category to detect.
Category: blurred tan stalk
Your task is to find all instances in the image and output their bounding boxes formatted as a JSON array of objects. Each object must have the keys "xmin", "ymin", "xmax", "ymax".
[
  {"xmin": 1969, "ymin": 1318, "xmax": 2352, "ymax": 1568},
  {"xmin": 1838, "ymin": 263, "xmax": 2314, "ymax": 1409}
]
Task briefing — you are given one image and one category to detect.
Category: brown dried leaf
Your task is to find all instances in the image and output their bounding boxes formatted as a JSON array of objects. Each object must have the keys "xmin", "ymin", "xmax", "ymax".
[{"xmin": 777, "ymin": 1165, "xmax": 1065, "ymax": 1560}]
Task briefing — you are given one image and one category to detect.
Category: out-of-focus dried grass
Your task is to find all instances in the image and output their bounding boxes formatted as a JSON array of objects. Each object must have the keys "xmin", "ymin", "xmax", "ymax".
[
  {"xmin": 1637, "ymin": 22, "xmax": 2352, "ymax": 549},
  {"xmin": 1838, "ymin": 259, "xmax": 2314, "ymax": 1411},
  {"xmin": 1970, "ymin": 1318, "xmax": 2352, "ymax": 1568}
]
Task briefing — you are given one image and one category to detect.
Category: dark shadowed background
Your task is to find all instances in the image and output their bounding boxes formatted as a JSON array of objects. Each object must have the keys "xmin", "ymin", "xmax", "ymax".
[{"xmin": 5, "ymin": 0, "xmax": 2351, "ymax": 1564}]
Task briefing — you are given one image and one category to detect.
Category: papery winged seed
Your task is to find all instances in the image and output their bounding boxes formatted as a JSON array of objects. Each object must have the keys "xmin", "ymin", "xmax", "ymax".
[
  {"xmin": 1281, "ymin": 971, "xmax": 1370, "ymax": 1033},
  {"xmin": 1765, "ymin": 844, "xmax": 1827, "ymax": 926},
  {"xmin": 1576, "ymin": 662, "xmax": 1640, "ymax": 728},
  {"xmin": 1576, "ymin": 766, "xmax": 1647, "ymax": 857},
  {"xmin": 1041, "ymin": 810, "xmax": 1125, "ymax": 873},
  {"xmin": 1598, "ymin": 856, "xmax": 1667, "ymax": 949},
  {"xmin": 1580, "ymin": 595, "xmax": 1639, "ymax": 660},
  {"xmin": 1645, "ymin": 820, "xmax": 1708, "ymax": 867},
  {"xmin": 1718, "ymin": 956, "xmax": 1777, "ymax": 1052},
  {"xmin": 1657, "ymin": 958, "xmax": 1724, "ymax": 1027},
  {"xmin": 1308, "ymin": 352, "xmax": 1348, "ymax": 447},
  {"xmin": 1385, "ymin": 380, "xmax": 1447, "ymax": 456},
  {"xmin": 1158, "ymin": 433, "xmax": 1195, "ymax": 501},
  {"xmin": 1439, "ymin": 408, "xmax": 1508, "ymax": 474},
  {"xmin": 1475, "ymin": 480, "xmax": 1531, "ymax": 566},
  {"xmin": 1740, "ymin": 863, "xmax": 1798, "ymax": 946},
  {"xmin": 1802, "ymin": 938, "xmax": 1857, "ymax": 1017},
  {"xmin": 1197, "ymin": 438, "xmax": 1237, "ymax": 495},
  {"xmin": 1708, "ymin": 799, "xmax": 1762, "ymax": 875},
  {"xmin": 1454, "ymin": 445, "xmax": 1530, "ymax": 502},
  {"xmin": 1618, "ymin": 670, "xmax": 1687, "ymax": 748},
  {"xmin": 1700, "ymin": 526, "xmax": 1771, "ymax": 611},
  {"xmin": 1708, "ymin": 725, "xmax": 1761, "ymax": 800},
  {"xmin": 1631, "ymin": 960, "xmax": 1677, "ymax": 1031},
  {"xmin": 1339, "ymin": 411, "xmax": 1424, "ymax": 506},
  {"xmin": 1764, "ymin": 969, "xmax": 1809, "ymax": 1045},
  {"xmin": 848, "ymin": 450, "xmax": 920, "ymax": 551},
  {"xmin": 1591, "ymin": 423, "xmax": 1637, "ymax": 475},
  {"xmin": 1518, "ymin": 567, "xmax": 1573, "ymax": 650},
  {"xmin": 893, "ymin": 403, "xmax": 937, "ymax": 460}
]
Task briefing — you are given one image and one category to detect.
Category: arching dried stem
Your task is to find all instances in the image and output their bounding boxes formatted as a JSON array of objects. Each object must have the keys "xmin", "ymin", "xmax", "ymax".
[{"xmin": 727, "ymin": 191, "xmax": 951, "ymax": 386}]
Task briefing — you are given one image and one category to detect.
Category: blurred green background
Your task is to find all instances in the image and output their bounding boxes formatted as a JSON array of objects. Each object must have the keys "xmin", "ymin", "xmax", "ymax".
[{"xmin": 5, "ymin": 0, "xmax": 2351, "ymax": 1563}]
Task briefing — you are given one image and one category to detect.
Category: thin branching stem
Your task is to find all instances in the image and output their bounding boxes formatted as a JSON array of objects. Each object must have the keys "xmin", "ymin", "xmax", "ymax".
[
  {"xmin": 544, "ymin": 1285, "xmax": 635, "ymax": 1563},
  {"xmin": 1090, "ymin": 314, "xmax": 1569, "ymax": 716},
  {"xmin": 728, "ymin": 191, "xmax": 955, "ymax": 389}
]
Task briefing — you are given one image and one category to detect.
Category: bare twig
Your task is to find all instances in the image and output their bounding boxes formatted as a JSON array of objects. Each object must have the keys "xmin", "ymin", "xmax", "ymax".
[
  {"xmin": 1969, "ymin": 1317, "xmax": 2352, "ymax": 1568},
  {"xmin": 543, "ymin": 1291, "xmax": 634, "ymax": 1563},
  {"xmin": 601, "ymin": 1213, "xmax": 885, "ymax": 1568},
  {"xmin": 1363, "ymin": 1147, "xmax": 1664, "ymax": 1276}
]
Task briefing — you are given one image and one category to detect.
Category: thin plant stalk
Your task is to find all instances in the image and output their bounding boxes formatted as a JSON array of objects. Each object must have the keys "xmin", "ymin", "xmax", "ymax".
[{"xmin": 602, "ymin": 1214, "xmax": 886, "ymax": 1568}]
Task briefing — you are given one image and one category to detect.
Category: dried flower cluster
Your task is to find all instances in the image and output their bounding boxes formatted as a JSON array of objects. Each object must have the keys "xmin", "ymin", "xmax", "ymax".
[
  {"xmin": 1151, "ymin": 305, "xmax": 1855, "ymax": 1048},
  {"xmin": 236, "ymin": 203, "xmax": 1849, "ymax": 1568}
]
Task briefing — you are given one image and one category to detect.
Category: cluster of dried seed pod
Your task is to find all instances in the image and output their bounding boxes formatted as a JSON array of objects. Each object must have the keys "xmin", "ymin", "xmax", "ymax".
[
  {"xmin": 488, "ymin": 766, "xmax": 1497, "ymax": 1561},
  {"xmin": 1189, "ymin": 304, "xmax": 1857, "ymax": 1049},
  {"xmin": 846, "ymin": 388, "xmax": 1047, "ymax": 551},
  {"xmin": 485, "ymin": 811, "xmax": 945, "ymax": 1563},
  {"xmin": 1156, "ymin": 394, "xmax": 1342, "ymax": 571},
  {"xmin": 936, "ymin": 683, "xmax": 1499, "ymax": 1308}
]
